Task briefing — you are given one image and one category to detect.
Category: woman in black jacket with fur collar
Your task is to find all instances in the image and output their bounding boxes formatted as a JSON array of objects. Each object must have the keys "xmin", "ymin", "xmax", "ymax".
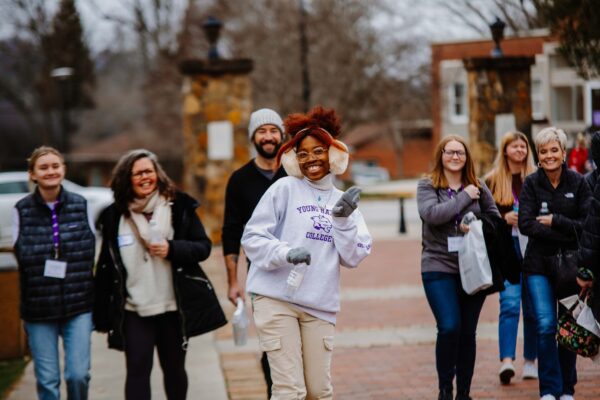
[
  {"xmin": 518, "ymin": 127, "xmax": 591, "ymax": 400},
  {"xmin": 93, "ymin": 149, "xmax": 226, "ymax": 400}
]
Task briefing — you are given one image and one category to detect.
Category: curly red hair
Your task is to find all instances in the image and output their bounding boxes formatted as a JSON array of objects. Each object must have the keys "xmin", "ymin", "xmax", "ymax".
[{"xmin": 276, "ymin": 105, "xmax": 346, "ymax": 167}]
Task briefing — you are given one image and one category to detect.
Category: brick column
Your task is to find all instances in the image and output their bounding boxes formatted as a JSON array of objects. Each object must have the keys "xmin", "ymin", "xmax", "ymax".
[
  {"xmin": 179, "ymin": 59, "xmax": 253, "ymax": 243},
  {"xmin": 463, "ymin": 56, "xmax": 535, "ymax": 174}
]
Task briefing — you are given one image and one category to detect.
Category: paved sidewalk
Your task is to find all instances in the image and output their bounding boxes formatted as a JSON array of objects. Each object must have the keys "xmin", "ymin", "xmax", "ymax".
[{"xmin": 7, "ymin": 197, "xmax": 600, "ymax": 399}]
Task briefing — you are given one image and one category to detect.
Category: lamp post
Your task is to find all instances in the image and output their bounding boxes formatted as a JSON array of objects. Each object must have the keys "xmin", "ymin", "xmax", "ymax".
[
  {"xmin": 51, "ymin": 67, "xmax": 74, "ymax": 152},
  {"xmin": 490, "ymin": 17, "xmax": 506, "ymax": 58},
  {"xmin": 202, "ymin": 16, "xmax": 222, "ymax": 60},
  {"xmin": 299, "ymin": 0, "xmax": 310, "ymax": 112}
]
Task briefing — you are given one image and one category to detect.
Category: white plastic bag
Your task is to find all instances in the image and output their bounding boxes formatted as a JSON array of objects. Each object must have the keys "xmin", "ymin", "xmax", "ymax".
[{"xmin": 458, "ymin": 219, "xmax": 493, "ymax": 295}]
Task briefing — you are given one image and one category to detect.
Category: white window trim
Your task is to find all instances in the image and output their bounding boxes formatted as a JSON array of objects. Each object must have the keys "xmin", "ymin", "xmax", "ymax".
[
  {"xmin": 448, "ymin": 82, "xmax": 468, "ymax": 124},
  {"xmin": 584, "ymin": 81, "xmax": 600, "ymax": 126}
]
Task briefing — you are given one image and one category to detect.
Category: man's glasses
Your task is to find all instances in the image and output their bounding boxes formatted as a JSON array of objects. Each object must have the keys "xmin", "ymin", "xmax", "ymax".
[
  {"xmin": 442, "ymin": 149, "xmax": 466, "ymax": 158},
  {"xmin": 296, "ymin": 147, "xmax": 328, "ymax": 162},
  {"xmin": 132, "ymin": 169, "xmax": 156, "ymax": 179}
]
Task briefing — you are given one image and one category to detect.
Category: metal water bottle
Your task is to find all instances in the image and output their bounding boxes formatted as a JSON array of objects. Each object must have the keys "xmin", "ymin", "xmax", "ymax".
[{"xmin": 286, "ymin": 262, "xmax": 308, "ymax": 299}]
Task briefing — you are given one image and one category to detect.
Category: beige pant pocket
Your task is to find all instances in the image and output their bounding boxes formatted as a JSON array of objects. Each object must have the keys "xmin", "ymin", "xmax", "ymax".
[{"xmin": 323, "ymin": 336, "xmax": 334, "ymax": 351}]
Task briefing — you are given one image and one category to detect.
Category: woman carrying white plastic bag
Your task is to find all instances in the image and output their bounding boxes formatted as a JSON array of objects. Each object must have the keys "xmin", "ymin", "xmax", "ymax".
[{"xmin": 417, "ymin": 135, "xmax": 500, "ymax": 400}]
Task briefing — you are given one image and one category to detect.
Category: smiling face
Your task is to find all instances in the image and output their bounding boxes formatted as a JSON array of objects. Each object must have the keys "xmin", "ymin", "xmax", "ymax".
[
  {"xmin": 131, "ymin": 157, "xmax": 158, "ymax": 198},
  {"xmin": 29, "ymin": 153, "xmax": 65, "ymax": 190},
  {"xmin": 505, "ymin": 138, "xmax": 528, "ymax": 165},
  {"xmin": 253, "ymin": 124, "xmax": 283, "ymax": 159},
  {"xmin": 538, "ymin": 140, "xmax": 566, "ymax": 173},
  {"xmin": 441, "ymin": 140, "xmax": 467, "ymax": 173},
  {"xmin": 296, "ymin": 135, "xmax": 330, "ymax": 181}
]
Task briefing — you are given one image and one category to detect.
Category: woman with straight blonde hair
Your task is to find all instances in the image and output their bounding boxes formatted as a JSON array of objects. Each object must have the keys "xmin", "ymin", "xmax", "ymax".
[
  {"xmin": 417, "ymin": 135, "xmax": 500, "ymax": 400},
  {"xmin": 485, "ymin": 131, "xmax": 538, "ymax": 385}
]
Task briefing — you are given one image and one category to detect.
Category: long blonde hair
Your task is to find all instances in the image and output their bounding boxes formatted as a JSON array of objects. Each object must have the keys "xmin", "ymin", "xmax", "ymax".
[
  {"xmin": 429, "ymin": 135, "xmax": 480, "ymax": 189},
  {"xmin": 485, "ymin": 131, "xmax": 535, "ymax": 206}
]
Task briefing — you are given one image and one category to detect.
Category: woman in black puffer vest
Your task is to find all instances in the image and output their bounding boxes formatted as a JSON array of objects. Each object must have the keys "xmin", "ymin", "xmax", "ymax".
[
  {"xmin": 93, "ymin": 149, "xmax": 226, "ymax": 400},
  {"xmin": 14, "ymin": 146, "xmax": 95, "ymax": 400}
]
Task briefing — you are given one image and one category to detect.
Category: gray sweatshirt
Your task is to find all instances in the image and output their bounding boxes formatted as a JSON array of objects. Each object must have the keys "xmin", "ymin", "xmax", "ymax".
[
  {"xmin": 241, "ymin": 174, "xmax": 372, "ymax": 323},
  {"xmin": 417, "ymin": 177, "xmax": 500, "ymax": 274}
]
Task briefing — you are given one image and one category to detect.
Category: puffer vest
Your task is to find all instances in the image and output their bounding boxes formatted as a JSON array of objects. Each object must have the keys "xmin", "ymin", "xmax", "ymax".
[{"xmin": 15, "ymin": 188, "xmax": 95, "ymax": 322}]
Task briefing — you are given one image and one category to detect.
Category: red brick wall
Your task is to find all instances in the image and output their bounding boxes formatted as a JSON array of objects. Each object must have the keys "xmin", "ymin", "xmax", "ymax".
[{"xmin": 348, "ymin": 135, "xmax": 433, "ymax": 179}]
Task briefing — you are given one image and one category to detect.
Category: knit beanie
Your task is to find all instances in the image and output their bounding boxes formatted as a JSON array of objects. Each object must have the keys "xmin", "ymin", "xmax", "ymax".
[{"xmin": 248, "ymin": 108, "xmax": 284, "ymax": 140}]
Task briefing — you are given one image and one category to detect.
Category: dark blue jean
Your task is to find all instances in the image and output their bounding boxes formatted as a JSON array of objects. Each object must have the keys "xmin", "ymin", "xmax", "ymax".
[
  {"xmin": 498, "ymin": 236, "xmax": 537, "ymax": 361},
  {"xmin": 422, "ymin": 271, "xmax": 486, "ymax": 392},
  {"xmin": 527, "ymin": 274, "xmax": 577, "ymax": 397}
]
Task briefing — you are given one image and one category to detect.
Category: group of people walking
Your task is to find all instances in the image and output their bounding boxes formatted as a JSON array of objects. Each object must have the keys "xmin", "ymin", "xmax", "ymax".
[
  {"xmin": 11, "ymin": 99, "xmax": 600, "ymax": 400},
  {"xmin": 12, "ymin": 105, "xmax": 372, "ymax": 400},
  {"xmin": 419, "ymin": 127, "xmax": 599, "ymax": 400}
]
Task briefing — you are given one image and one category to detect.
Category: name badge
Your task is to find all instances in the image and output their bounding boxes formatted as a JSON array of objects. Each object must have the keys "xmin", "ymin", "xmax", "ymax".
[
  {"xmin": 448, "ymin": 236, "xmax": 464, "ymax": 253},
  {"xmin": 44, "ymin": 259, "xmax": 67, "ymax": 279},
  {"xmin": 118, "ymin": 234, "xmax": 134, "ymax": 247},
  {"xmin": 565, "ymin": 192, "xmax": 574, "ymax": 198}
]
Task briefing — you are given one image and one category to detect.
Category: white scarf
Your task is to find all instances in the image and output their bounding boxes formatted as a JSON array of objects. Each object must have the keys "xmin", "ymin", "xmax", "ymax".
[{"xmin": 128, "ymin": 191, "xmax": 174, "ymax": 246}]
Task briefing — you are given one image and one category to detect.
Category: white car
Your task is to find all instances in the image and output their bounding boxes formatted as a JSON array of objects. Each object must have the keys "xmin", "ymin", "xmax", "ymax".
[{"xmin": 0, "ymin": 172, "xmax": 113, "ymax": 250}]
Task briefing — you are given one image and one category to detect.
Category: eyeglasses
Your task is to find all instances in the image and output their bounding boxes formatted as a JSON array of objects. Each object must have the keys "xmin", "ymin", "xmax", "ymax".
[
  {"xmin": 442, "ymin": 149, "xmax": 466, "ymax": 158},
  {"xmin": 132, "ymin": 169, "xmax": 156, "ymax": 179},
  {"xmin": 296, "ymin": 147, "xmax": 328, "ymax": 162}
]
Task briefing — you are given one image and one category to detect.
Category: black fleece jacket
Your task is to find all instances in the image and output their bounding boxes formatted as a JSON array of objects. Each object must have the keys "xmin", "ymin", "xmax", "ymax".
[{"xmin": 519, "ymin": 167, "xmax": 591, "ymax": 276}]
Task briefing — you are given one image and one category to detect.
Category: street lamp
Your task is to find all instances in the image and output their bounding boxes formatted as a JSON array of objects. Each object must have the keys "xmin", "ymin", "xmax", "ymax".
[
  {"xmin": 489, "ymin": 17, "xmax": 506, "ymax": 58},
  {"xmin": 202, "ymin": 17, "xmax": 222, "ymax": 60},
  {"xmin": 51, "ymin": 67, "xmax": 73, "ymax": 152}
]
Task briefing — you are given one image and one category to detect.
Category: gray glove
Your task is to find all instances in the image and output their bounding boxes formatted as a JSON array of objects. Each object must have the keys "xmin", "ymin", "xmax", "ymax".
[
  {"xmin": 332, "ymin": 186, "xmax": 361, "ymax": 217},
  {"xmin": 286, "ymin": 247, "xmax": 311, "ymax": 265}
]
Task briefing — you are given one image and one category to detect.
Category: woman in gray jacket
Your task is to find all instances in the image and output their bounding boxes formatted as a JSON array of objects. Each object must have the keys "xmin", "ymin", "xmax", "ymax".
[{"xmin": 417, "ymin": 135, "xmax": 500, "ymax": 400}]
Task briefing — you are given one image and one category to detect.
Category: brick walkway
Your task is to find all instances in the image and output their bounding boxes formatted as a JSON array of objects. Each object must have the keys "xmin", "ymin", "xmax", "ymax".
[{"xmin": 214, "ymin": 239, "xmax": 600, "ymax": 399}]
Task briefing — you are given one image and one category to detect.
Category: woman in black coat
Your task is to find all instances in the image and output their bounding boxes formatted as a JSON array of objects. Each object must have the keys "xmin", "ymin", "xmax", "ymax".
[
  {"xmin": 518, "ymin": 127, "xmax": 591, "ymax": 400},
  {"xmin": 93, "ymin": 149, "xmax": 226, "ymax": 400},
  {"xmin": 578, "ymin": 157, "xmax": 600, "ymax": 327}
]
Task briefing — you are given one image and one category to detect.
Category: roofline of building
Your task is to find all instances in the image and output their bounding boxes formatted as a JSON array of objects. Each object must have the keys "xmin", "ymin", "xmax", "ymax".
[{"xmin": 431, "ymin": 27, "xmax": 551, "ymax": 47}]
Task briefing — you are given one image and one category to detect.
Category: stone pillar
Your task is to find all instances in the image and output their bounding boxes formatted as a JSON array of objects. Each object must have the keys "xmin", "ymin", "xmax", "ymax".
[
  {"xmin": 179, "ymin": 58, "xmax": 253, "ymax": 243},
  {"xmin": 463, "ymin": 57, "xmax": 535, "ymax": 174}
]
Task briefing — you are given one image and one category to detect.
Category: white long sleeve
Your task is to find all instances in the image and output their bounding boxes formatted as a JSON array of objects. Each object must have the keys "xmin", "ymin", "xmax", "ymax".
[{"xmin": 242, "ymin": 175, "xmax": 371, "ymax": 323}]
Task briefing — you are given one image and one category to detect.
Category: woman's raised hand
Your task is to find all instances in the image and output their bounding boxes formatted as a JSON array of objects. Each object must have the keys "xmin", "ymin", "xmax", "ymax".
[{"xmin": 464, "ymin": 184, "xmax": 480, "ymax": 200}]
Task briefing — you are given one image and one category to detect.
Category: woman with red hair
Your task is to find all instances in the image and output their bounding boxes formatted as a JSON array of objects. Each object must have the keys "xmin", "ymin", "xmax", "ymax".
[{"xmin": 242, "ymin": 106, "xmax": 372, "ymax": 399}]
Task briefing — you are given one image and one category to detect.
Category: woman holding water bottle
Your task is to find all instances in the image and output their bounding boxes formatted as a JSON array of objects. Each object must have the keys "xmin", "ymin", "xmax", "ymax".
[
  {"xmin": 241, "ymin": 106, "xmax": 371, "ymax": 399},
  {"xmin": 93, "ymin": 149, "xmax": 225, "ymax": 400},
  {"xmin": 518, "ymin": 127, "xmax": 591, "ymax": 400},
  {"xmin": 485, "ymin": 131, "xmax": 538, "ymax": 385}
]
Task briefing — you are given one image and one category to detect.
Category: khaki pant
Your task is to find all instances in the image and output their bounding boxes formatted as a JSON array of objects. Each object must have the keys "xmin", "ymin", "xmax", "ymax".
[{"xmin": 252, "ymin": 295, "xmax": 335, "ymax": 400}]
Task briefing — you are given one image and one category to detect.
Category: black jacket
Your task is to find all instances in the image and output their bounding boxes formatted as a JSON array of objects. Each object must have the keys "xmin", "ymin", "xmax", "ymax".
[
  {"xmin": 221, "ymin": 160, "xmax": 286, "ymax": 256},
  {"xmin": 579, "ymin": 176, "xmax": 600, "ymax": 322},
  {"xmin": 519, "ymin": 167, "xmax": 591, "ymax": 277},
  {"xmin": 14, "ymin": 188, "xmax": 95, "ymax": 322},
  {"xmin": 93, "ymin": 192, "xmax": 226, "ymax": 351}
]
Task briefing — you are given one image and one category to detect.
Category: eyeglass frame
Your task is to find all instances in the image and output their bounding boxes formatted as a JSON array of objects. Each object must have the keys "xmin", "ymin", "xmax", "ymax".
[
  {"xmin": 131, "ymin": 168, "xmax": 156, "ymax": 180},
  {"xmin": 296, "ymin": 146, "xmax": 329, "ymax": 162},
  {"xmin": 441, "ymin": 149, "xmax": 467, "ymax": 158}
]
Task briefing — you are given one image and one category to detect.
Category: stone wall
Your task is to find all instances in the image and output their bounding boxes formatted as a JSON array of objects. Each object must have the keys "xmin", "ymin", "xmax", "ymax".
[{"xmin": 180, "ymin": 59, "xmax": 253, "ymax": 244}]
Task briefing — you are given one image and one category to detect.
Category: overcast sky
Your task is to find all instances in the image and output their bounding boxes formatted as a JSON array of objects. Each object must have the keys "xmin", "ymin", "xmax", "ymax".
[{"xmin": 1, "ymin": 0, "xmax": 485, "ymax": 54}]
